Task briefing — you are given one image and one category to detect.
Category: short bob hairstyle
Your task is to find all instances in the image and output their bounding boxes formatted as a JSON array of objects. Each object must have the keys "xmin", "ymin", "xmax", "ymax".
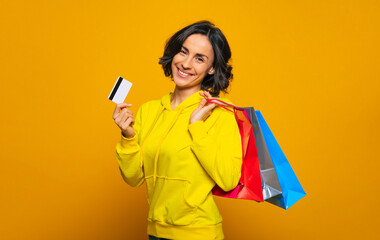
[{"xmin": 158, "ymin": 20, "xmax": 233, "ymax": 97}]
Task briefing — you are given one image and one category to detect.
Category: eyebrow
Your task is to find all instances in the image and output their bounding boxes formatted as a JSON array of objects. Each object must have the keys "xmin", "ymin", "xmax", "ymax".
[{"xmin": 182, "ymin": 46, "xmax": 209, "ymax": 59}]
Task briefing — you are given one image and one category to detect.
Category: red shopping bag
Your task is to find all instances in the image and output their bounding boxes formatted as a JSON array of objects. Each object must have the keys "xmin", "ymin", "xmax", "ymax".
[{"xmin": 209, "ymin": 99, "xmax": 264, "ymax": 202}]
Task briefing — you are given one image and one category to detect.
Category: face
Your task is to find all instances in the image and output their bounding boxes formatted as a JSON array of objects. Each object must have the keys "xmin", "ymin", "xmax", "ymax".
[{"xmin": 171, "ymin": 33, "xmax": 215, "ymax": 92}]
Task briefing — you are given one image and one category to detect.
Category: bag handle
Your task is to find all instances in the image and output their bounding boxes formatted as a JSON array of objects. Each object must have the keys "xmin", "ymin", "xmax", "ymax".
[{"xmin": 206, "ymin": 99, "xmax": 243, "ymax": 113}]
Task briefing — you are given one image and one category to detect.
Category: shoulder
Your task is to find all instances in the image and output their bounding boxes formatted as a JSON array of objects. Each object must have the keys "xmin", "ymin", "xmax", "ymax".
[{"xmin": 140, "ymin": 99, "xmax": 161, "ymax": 110}]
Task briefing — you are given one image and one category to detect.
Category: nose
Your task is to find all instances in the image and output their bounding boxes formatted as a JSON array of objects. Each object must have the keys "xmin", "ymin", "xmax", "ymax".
[{"xmin": 181, "ymin": 56, "xmax": 192, "ymax": 70}]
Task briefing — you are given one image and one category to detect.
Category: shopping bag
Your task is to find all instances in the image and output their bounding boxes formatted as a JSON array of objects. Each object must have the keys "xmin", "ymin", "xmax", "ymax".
[
  {"xmin": 209, "ymin": 99, "xmax": 282, "ymax": 201},
  {"xmin": 243, "ymin": 107, "xmax": 282, "ymax": 200},
  {"xmin": 209, "ymin": 100, "xmax": 281, "ymax": 200},
  {"xmin": 255, "ymin": 110, "xmax": 306, "ymax": 209},
  {"xmin": 209, "ymin": 99, "xmax": 264, "ymax": 202}
]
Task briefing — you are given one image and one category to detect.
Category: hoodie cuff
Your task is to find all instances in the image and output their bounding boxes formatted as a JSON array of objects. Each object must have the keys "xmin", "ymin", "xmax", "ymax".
[
  {"xmin": 120, "ymin": 132, "xmax": 139, "ymax": 149},
  {"xmin": 188, "ymin": 121, "xmax": 208, "ymax": 141}
]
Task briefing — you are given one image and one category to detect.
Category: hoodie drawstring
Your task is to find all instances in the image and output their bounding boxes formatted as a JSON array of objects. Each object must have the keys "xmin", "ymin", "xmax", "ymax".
[
  {"xmin": 152, "ymin": 107, "xmax": 183, "ymax": 184},
  {"xmin": 139, "ymin": 106, "xmax": 165, "ymax": 168}
]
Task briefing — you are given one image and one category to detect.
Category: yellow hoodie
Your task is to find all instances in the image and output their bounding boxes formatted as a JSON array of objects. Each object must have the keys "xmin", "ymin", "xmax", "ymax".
[{"xmin": 116, "ymin": 90, "xmax": 242, "ymax": 240}]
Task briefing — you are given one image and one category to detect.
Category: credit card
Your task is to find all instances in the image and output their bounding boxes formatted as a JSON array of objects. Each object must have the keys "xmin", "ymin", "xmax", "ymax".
[{"xmin": 108, "ymin": 76, "xmax": 132, "ymax": 104}]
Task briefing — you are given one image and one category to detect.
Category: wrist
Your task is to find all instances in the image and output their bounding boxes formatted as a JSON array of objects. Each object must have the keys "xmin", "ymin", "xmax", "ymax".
[
  {"xmin": 122, "ymin": 131, "xmax": 135, "ymax": 139},
  {"xmin": 189, "ymin": 119, "xmax": 203, "ymax": 125}
]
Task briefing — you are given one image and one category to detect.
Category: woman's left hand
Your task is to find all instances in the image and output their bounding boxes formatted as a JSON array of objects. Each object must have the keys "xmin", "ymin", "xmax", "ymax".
[{"xmin": 189, "ymin": 91, "xmax": 217, "ymax": 124}]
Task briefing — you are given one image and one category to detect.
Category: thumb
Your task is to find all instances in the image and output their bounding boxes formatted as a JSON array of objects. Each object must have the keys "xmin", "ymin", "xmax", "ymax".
[{"xmin": 197, "ymin": 98, "xmax": 207, "ymax": 109}]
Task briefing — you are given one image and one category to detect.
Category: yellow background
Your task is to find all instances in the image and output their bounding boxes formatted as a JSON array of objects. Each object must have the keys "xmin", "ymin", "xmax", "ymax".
[{"xmin": 1, "ymin": 0, "xmax": 379, "ymax": 239}]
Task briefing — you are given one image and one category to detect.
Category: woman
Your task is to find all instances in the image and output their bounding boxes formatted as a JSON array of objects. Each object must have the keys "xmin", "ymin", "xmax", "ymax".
[{"xmin": 112, "ymin": 20, "xmax": 242, "ymax": 240}]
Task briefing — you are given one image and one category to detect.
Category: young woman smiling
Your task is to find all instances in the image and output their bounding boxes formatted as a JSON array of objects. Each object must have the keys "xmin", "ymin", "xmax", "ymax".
[{"xmin": 112, "ymin": 20, "xmax": 242, "ymax": 240}]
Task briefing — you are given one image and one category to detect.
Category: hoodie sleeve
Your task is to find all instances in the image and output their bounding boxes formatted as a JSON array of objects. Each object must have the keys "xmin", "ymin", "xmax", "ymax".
[
  {"xmin": 115, "ymin": 105, "xmax": 145, "ymax": 187},
  {"xmin": 188, "ymin": 108, "xmax": 243, "ymax": 192}
]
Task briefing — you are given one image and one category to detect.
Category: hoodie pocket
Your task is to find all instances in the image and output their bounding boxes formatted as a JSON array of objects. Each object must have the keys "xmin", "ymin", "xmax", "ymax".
[{"xmin": 146, "ymin": 176, "xmax": 197, "ymax": 226}]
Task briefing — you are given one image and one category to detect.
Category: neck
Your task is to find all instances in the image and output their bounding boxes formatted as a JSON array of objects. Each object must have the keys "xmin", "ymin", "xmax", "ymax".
[{"xmin": 170, "ymin": 86, "xmax": 201, "ymax": 110}]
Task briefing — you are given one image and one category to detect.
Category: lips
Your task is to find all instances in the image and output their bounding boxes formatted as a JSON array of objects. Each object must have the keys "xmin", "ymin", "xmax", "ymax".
[{"xmin": 177, "ymin": 67, "xmax": 193, "ymax": 78}]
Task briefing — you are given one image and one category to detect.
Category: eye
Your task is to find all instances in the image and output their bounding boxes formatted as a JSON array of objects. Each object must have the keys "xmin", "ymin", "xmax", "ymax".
[
  {"xmin": 180, "ymin": 49, "xmax": 187, "ymax": 54},
  {"xmin": 196, "ymin": 57, "xmax": 204, "ymax": 63}
]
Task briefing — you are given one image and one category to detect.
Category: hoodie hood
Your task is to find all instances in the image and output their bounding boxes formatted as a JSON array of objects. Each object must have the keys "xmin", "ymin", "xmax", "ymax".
[{"xmin": 160, "ymin": 90, "xmax": 205, "ymax": 112}]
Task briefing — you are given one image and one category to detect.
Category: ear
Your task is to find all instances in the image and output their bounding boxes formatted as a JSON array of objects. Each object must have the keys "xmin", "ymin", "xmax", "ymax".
[{"xmin": 208, "ymin": 66, "xmax": 215, "ymax": 75}]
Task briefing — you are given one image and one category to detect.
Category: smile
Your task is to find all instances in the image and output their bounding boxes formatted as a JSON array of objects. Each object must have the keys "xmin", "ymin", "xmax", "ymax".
[{"xmin": 177, "ymin": 67, "xmax": 193, "ymax": 78}]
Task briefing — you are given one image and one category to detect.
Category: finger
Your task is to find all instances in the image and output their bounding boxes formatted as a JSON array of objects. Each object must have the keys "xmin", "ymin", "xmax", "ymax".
[
  {"xmin": 114, "ymin": 108, "xmax": 128, "ymax": 124},
  {"xmin": 124, "ymin": 109, "xmax": 133, "ymax": 116},
  {"xmin": 204, "ymin": 91, "xmax": 213, "ymax": 99},
  {"xmin": 200, "ymin": 92, "xmax": 209, "ymax": 103},
  {"xmin": 121, "ymin": 117, "xmax": 135, "ymax": 130},
  {"xmin": 115, "ymin": 108, "xmax": 133, "ymax": 124},
  {"xmin": 120, "ymin": 111, "xmax": 133, "ymax": 124},
  {"xmin": 202, "ymin": 91, "xmax": 209, "ymax": 100},
  {"xmin": 113, "ymin": 103, "xmax": 132, "ymax": 119},
  {"xmin": 198, "ymin": 98, "xmax": 207, "ymax": 109},
  {"xmin": 204, "ymin": 92, "xmax": 217, "ymax": 104},
  {"xmin": 114, "ymin": 103, "xmax": 131, "ymax": 114}
]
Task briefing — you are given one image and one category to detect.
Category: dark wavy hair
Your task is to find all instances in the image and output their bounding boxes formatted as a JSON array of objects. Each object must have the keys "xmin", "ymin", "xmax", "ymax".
[{"xmin": 158, "ymin": 20, "xmax": 233, "ymax": 97}]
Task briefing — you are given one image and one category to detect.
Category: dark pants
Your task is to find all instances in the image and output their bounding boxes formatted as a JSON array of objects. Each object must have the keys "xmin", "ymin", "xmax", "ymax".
[{"xmin": 148, "ymin": 235, "xmax": 171, "ymax": 240}]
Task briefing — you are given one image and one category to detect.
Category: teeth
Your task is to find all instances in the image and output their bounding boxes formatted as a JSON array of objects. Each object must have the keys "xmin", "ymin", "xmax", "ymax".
[{"xmin": 179, "ymin": 69, "xmax": 191, "ymax": 76}]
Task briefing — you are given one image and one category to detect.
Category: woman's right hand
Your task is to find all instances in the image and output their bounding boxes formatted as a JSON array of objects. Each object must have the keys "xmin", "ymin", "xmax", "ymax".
[{"xmin": 112, "ymin": 103, "xmax": 135, "ymax": 138}]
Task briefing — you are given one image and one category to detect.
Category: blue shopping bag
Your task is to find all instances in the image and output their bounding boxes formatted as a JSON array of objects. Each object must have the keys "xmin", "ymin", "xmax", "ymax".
[{"xmin": 255, "ymin": 111, "xmax": 306, "ymax": 209}]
